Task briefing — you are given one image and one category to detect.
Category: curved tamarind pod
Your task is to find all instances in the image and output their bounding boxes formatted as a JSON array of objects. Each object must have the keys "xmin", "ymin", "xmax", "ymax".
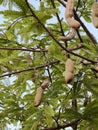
[
  {"xmin": 92, "ymin": 2, "xmax": 98, "ymax": 17},
  {"xmin": 59, "ymin": 28, "xmax": 76, "ymax": 41},
  {"xmin": 66, "ymin": 58, "xmax": 74, "ymax": 73},
  {"xmin": 34, "ymin": 87, "xmax": 43, "ymax": 107},
  {"xmin": 65, "ymin": 0, "xmax": 74, "ymax": 18},
  {"xmin": 41, "ymin": 78, "xmax": 49, "ymax": 89},
  {"xmin": 66, "ymin": 17, "xmax": 80, "ymax": 29},
  {"xmin": 65, "ymin": 0, "xmax": 80, "ymax": 29},
  {"xmin": 65, "ymin": 71, "xmax": 74, "ymax": 83},
  {"xmin": 92, "ymin": 15, "xmax": 98, "ymax": 28}
]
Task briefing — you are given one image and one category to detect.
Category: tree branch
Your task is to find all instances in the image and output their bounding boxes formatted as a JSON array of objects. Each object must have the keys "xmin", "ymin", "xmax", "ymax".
[
  {"xmin": 50, "ymin": 0, "xmax": 65, "ymax": 37},
  {"xmin": 7, "ymin": 15, "xmax": 33, "ymax": 30},
  {"xmin": 68, "ymin": 45, "xmax": 84, "ymax": 51},
  {"xmin": 0, "ymin": 47, "xmax": 47, "ymax": 52},
  {"xmin": 76, "ymin": 30, "xmax": 83, "ymax": 43},
  {"xmin": 0, "ymin": 60, "xmax": 60, "ymax": 78},
  {"xmin": 50, "ymin": 0, "xmax": 68, "ymax": 51},
  {"xmin": 43, "ymin": 52, "xmax": 52, "ymax": 83},
  {"xmin": 42, "ymin": 119, "xmax": 80, "ymax": 130}
]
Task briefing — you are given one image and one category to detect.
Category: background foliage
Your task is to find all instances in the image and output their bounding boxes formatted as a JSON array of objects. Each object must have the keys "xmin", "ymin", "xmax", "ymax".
[{"xmin": 0, "ymin": 0, "xmax": 98, "ymax": 130}]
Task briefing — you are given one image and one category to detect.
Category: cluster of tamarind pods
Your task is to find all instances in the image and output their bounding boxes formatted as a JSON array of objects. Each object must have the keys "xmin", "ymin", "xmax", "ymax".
[
  {"xmin": 34, "ymin": 78, "xmax": 49, "ymax": 107},
  {"xmin": 34, "ymin": 0, "xmax": 98, "ymax": 107},
  {"xmin": 59, "ymin": 0, "xmax": 98, "ymax": 41},
  {"xmin": 34, "ymin": 58, "xmax": 75, "ymax": 107},
  {"xmin": 59, "ymin": 0, "xmax": 78, "ymax": 83},
  {"xmin": 59, "ymin": 0, "xmax": 80, "ymax": 41},
  {"xmin": 60, "ymin": 0, "xmax": 98, "ymax": 84}
]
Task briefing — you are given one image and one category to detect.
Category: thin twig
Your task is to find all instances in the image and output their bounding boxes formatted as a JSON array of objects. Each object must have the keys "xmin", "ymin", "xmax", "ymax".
[
  {"xmin": 76, "ymin": 0, "xmax": 81, "ymax": 12},
  {"xmin": 50, "ymin": 0, "xmax": 65, "ymax": 37},
  {"xmin": 7, "ymin": 15, "xmax": 33, "ymax": 30},
  {"xmin": 43, "ymin": 52, "xmax": 52, "ymax": 83},
  {"xmin": 50, "ymin": 0, "xmax": 68, "ymax": 53},
  {"xmin": 68, "ymin": 45, "xmax": 84, "ymax": 51},
  {"xmin": 0, "ymin": 60, "xmax": 60, "ymax": 78},
  {"xmin": 0, "ymin": 47, "xmax": 47, "ymax": 52},
  {"xmin": 42, "ymin": 119, "xmax": 81, "ymax": 130},
  {"xmin": 76, "ymin": 30, "xmax": 83, "ymax": 43}
]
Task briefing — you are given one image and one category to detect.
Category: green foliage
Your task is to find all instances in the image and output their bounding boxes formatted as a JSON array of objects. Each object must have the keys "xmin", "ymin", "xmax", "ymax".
[{"xmin": 0, "ymin": 0, "xmax": 98, "ymax": 130}]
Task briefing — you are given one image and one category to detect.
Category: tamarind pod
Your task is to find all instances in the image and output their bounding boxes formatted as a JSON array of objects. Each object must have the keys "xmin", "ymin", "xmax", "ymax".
[
  {"xmin": 66, "ymin": 58, "xmax": 74, "ymax": 73},
  {"xmin": 65, "ymin": 71, "xmax": 74, "ymax": 83},
  {"xmin": 92, "ymin": 2, "xmax": 98, "ymax": 17},
  {"xmin": 34, "ymin": 87, "xmax": 43, "ymax": 107},
  {"xmin": 66, "ymin": 17, "xmax": 80, "ymax": 29},
  {"xmin": 92, "ymin": 15, "xmax": 98, "ymax": 28},
  {"xmin": 65, "ymin": 0, "xmax": 74, "ymax": 18},
  {"xmin": 40, "ymin": 78, "xmax": 49, "ymax": 89},
  {"xmin": 59, "ymin": 28, "xmax": 76, "ymax": 41}
]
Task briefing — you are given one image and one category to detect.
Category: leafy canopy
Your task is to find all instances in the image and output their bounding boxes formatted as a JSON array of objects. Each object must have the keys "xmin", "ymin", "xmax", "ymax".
[{"xmin": 0, "ymin": 0, "xmax": 98, "ymax": 130}]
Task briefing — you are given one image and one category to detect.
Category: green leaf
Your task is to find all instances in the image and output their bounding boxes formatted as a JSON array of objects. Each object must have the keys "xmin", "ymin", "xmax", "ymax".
[
  {"xmin": 44, "ymin": 106, "xmax": 54, "ymax": 117},
  {"xmin": 0, "ymin": 0, "xmax": 3, "ymax": 4},
  {"xmin": 44, "ymin": 106, "xmax": 54, "ymax": 127},
  {"xmin": 83, "ymin": 77, "xmax": 98, "ymax": 97},
  {"xmin": 83, "ymin": 100, "xmax": 98, "ymax": 128},
  {"xmin": 64, "ymin": 108, "xmax": 82, "ymax": 120}
]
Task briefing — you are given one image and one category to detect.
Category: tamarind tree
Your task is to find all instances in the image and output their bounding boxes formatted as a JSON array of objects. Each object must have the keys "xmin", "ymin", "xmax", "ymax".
[{"xmin": 0, "ymin": 0, "xmax": 98, "ymax": 130}]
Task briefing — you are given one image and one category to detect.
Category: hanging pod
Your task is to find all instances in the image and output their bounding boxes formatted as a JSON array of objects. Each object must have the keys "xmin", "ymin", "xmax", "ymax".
[
  {"xmin": 65, "ymin": 58, "xmax": 74, "ymax": 83},
  {"xmin": 65, "ymin": 0, "xmax": 80, "ymax": 28},
  {"xmin": 65, "ymin": 58, "xmax": 74, "ymax": 73},
  {"xmin": 40, "ymin": 78, "xmax": 49, "ymax": 89},
  {"xmin": 65, "ymin": 71, "xmax": 74, "ymax": 83},
  {"xmin": 34, "ymin": 78, "xmax": 50, "ymax": 107},
  {"xmin": 92, "ymin": 1, "xmax": 98, "ymax": 28},
  {"xmin": 59, "ymin": 0, "xmax": 80, "ymax": 41},
  {"xmin": 34, "ymin": 87, "xmax": 43, "ymax": 107},
  {"xmin": 59, "ymin": 28, "xmax": 76, "ymax": 41}
]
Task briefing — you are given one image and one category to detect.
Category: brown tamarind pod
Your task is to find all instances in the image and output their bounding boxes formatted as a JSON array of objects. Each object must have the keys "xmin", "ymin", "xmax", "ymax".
[
  {"xmin": 92, "ymin": 2, "xmax": 98, "ymax": 28},
  {"xmin": 66, "ymin": 58, "xmax": 74, "ymax": 73},
  {"xmin": 66, "ymin": 17, "xmax": 80, "ymax": 29},
  {"xmin": 65, "ymin": 71, "xmax": 74, "ymax": 83},
  {"xmin": 65, "ymin": 0, "xmax": 74, "ymax": 18},
  {"xmin": 34, "ymin": 87, "xmax": 43, "ymax": 107},
  {"xmin": 92, "ymin": 15, "xmax": 98, "ymax": 28},
  {"xmin": 40, "ymin": 78, "xmax": 49, "ymax": 89},
  {"xmin": 65, "ymin": 0, "xmax": 80, "ymax": 29},
  {"xmin": 59, "ymin": 28, "xmax": 76, "ymax": 41},
  {"xmin": 59, "ymin": 0, "xmax": 80, "ymax": 41},
  {"xmin": 92, "ymin": 2, "xmax": 98, "ymax": 17}
]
